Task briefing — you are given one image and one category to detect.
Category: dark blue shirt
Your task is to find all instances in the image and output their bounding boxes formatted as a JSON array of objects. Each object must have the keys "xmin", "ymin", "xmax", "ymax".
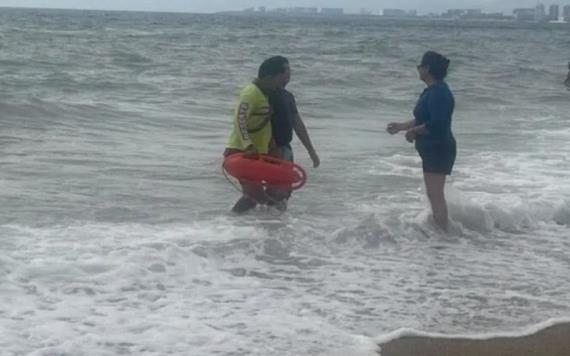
[
  {"xmin": 413, "ymin": 81, "xmax": 454, "ymax": 142},
  {"xmin": 269, "ymin": 89, "xmax": 298, "ymax": 146}
]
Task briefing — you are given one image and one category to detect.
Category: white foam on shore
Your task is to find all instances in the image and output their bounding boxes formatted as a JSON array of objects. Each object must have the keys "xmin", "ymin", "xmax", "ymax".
[{"xmin": 375, "ymin": 317, "xmax": 570, "ymax": 345}]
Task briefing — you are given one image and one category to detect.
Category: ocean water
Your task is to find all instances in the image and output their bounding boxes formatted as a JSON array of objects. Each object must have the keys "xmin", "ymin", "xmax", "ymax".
[{"xmin": 1, "ymin": 8, "xmax": 569, "ymax": 356}]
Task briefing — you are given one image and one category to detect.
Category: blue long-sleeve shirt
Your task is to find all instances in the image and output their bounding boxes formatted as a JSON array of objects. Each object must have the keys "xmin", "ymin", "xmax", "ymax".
[{"xmin": 413, "ymin": 81, "xmax": 454, "ymax": 142}]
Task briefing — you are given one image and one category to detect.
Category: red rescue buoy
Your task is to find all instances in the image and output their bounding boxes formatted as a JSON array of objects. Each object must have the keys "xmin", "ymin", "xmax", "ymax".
[{"xmin": 223, "ymin": 153, "xmax": 307, "ymax": 190}]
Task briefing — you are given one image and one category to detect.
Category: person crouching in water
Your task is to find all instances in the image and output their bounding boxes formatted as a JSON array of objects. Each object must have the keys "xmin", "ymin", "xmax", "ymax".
[
  {"xmin": 266, "ymin": 57, "xmax": 320, "ymax": 210},
  {"xmin": 224, "ymin": 56, "xmax": 290, "ymax": 214}
]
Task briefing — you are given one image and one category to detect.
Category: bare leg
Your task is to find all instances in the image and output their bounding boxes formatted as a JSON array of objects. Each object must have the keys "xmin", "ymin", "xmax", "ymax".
[
  {"xmin": 423, "ymin": 172, "xmax": 448, "ymax": 232},
  {"xmin": 224, "ymin": 149, "xmax": 268, "ymax": 214},
  {"xmin": 231, "ymin": 196, "xmax": 257, "ymax": 214},
  {"xmin": 231, "ymin": 180, "xmax": 268, "ymax": 214}
]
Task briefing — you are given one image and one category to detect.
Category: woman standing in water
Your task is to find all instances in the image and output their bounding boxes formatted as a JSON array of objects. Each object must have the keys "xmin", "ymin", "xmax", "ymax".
[{"xmin": 387, "ymin": 51, "xmax": 456, "ymax": 231}]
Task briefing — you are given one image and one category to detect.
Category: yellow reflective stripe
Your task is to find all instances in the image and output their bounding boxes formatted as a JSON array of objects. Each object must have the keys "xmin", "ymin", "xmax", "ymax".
[{"xmin": 237, "ymin": 102, "xmax": 251, "ymax": 143}]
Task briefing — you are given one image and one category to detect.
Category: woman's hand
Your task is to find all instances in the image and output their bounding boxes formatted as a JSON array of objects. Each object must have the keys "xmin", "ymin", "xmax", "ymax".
[
  {"xmin": 386, "ymin": 122, "xmax": 403, "ymax": 135},
  {"xmin": 405, "ymin": 128, "xmax": 417, "ymax": 143}
]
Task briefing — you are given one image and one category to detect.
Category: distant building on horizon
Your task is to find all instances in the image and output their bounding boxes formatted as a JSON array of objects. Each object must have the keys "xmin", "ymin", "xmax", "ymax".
[
  {"xmin": 382, "ymin": 9, "xmax": 417, "ymax": 18},
  {"xmin": 360, "ymin": 8, "xmax": 381, "ymax": 16},
  {"xmin": 252, "ymin": 6, "xmax": 345, "ymax": 16},
  {"xmin": 240, "ymin": 4, "xmax": 566, "ymax": 22},
  {"xmin": 442, "ymin": 9, "xmax": 485, "ymax": 18},
  {"xmin": 466, "ymin": 9, "xmax": 483, "ymax": 16},
  {"xmin": 535, "ymin": 4, "xmax": 546, "ymax": 21},
  {"xmin": 549, "ymin": 4, "xmax": 559, "ymax": 21},
  {"xmin": 513, "ymin": 8, "xmax": 537, "ymax": 21},
  {"xmin": 321, "ymin": 8, "xmax": 344, "ymax": 16},
  {"xmin": 563, "ymin": 5, "xmax": 570, "ymax": 22},
  {"xmin": 512, "ymin": 4, "xmax": 557, "ymax": 22},
  {"xmin": 441, "ymin": 8, "xmax": 511, "ymax": 20},
  {"xmin": 479, "ymin": 12, "xmax": 514, "ymax": 20},
  {"xmin": 383, "ymin": 9, "xmax": 406, "ymax": 17},
  {"xmin": 291, "ymin": 7, "xmax": 318, "ymax": 14},
  {"xmin": 444, "ymin": 9, "xmax": 467, "ymax": 18}
]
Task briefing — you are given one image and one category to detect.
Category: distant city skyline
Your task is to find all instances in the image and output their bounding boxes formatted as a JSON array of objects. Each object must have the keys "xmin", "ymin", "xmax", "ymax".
[
  {"xmin": 240, "ymin": 3, "xmax": 570, "ymax": 22},
  {"xmin": 1, "ymin": 1, "xmax": 570, "ymax": 15}
]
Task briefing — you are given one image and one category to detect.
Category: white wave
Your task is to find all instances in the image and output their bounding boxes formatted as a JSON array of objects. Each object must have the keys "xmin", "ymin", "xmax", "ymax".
[{"xmin": 375, "ymin": 317, "xmax": 570, "ymax": 344}]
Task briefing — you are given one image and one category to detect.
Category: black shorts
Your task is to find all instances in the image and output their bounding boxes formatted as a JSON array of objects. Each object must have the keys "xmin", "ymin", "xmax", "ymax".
[{"xmin": 416, "ymin": 137, "xmax": 457, "ymax": 175}]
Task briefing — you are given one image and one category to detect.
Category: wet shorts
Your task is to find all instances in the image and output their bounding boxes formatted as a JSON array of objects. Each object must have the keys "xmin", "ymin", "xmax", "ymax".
[{"xmin": 416, "ymin": 137, "xmax": 457, "ymax": 175}]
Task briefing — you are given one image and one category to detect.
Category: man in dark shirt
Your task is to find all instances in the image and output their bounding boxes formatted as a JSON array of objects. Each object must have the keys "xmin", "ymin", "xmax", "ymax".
[{"xmin": 267, "ymin": 59, "xmax": 320, "ymax": 209}]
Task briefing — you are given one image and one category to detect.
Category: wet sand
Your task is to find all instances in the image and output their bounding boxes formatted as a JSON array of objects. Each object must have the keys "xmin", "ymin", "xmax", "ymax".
[{"xmin": 379, "ymin": 322, "xmax": 570, "ymax": 356}]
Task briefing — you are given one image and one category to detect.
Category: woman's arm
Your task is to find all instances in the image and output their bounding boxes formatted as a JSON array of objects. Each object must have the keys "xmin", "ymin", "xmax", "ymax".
[
  {"xmin": 386, "ymin": 120, "xmax": 416, "ymax": 134},
  {"xmin": 404, "ymin": 123, "xmax": 429, "ymax": 143}
]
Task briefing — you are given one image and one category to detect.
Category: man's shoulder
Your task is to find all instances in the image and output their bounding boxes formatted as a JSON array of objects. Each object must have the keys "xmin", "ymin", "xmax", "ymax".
[
  {"xmin": 278, "ymin": 89, "xmax": 297, "ymax": 107},
  {"xmin": 282, "ymin": 89, "xmax": 295, "ymax": 100}
]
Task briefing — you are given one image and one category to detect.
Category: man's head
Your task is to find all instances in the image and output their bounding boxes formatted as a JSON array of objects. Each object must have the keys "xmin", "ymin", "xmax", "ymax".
[{"xmin": 258, "ymin": 56, "xmax": 290, "ymax": 90}]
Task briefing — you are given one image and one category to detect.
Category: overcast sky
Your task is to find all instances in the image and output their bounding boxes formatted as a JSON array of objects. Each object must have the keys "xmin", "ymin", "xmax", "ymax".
[{"xmin": 0, "ymin": 0, "xmax": 567, "ymax": 14}]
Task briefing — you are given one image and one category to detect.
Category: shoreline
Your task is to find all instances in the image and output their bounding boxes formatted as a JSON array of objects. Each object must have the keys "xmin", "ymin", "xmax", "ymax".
[{"xmin": 378, "ymin": 321, "xmax": 570, "ymax": 356}]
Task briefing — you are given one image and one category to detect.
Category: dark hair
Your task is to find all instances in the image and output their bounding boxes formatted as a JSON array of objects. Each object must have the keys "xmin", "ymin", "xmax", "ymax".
[
  {"xmin": 258, "ymin": 56, "xmax": 289, "ymax": 79},
  {"xmin": 421, "ymin": 51, "xmax": 450, "ymax": 80}
]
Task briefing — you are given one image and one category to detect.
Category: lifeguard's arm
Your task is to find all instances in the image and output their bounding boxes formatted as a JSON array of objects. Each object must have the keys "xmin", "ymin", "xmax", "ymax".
[
  {"xmin": 235, "ymin": 101, "xmax": 254, "ymax": 151},
  {"xmin": 293, "ymin": 115, "xmax": 320, "ymax": 167}
]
